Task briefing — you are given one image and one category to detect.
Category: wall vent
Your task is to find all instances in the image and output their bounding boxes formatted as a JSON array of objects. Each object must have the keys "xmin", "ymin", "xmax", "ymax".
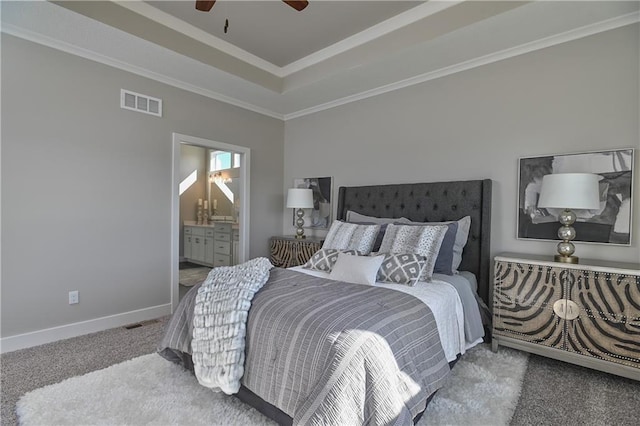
[{"xmin": 120, "ymin": 89, "xmax": 162, "ymax": 117}]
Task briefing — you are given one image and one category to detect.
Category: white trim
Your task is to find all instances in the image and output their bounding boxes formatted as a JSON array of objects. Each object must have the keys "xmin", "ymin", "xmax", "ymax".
[
  {"xmin": 284, "ymin": 11, "xmax": 640, "ymax": 120},
  {"xmin": 116, "ymin": 0, "xmax": 282, "ymax": 76},
  {"xmin": 2, "ymin": 11, "xmax": 637, "ymax": 121},
  {"xmin": 280, "ymin": 1, "xmax": 463, "ymax": 75},
  {"xmin": 122, "ymin": 1, "xmax": 461, "ymax": 77},
  {"xmin": 171, "ymin": 133, "xmax": 251, "ymax": 312},
  {"xmin": 0, "ymin": 304, "xmax": 171, "ymax": 354},
  {"xmin": 0, "ymin": 24, "xmax": 284, "ymax": 121}
]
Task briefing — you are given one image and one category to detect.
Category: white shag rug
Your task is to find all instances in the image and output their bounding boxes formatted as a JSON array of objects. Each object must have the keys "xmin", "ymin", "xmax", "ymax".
[{"xmin": 17, "ymin": 344, "xmax": 527, "ymax": 426}]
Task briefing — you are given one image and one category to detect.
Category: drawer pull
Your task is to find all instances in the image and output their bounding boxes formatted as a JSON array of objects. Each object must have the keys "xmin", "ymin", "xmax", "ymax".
[{"xmin": 553, "ymin": 299, "xmax": 580, "ymax": 320}]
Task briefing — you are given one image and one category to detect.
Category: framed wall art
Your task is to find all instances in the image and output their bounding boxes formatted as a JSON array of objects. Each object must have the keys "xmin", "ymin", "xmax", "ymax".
[
  {"xmin": 517, "ymin": 148, "xmax": 634, "ymax": 245},
  {"xmin": 292, "ymin": 176, "xmax": 333, "ymax": 229}
]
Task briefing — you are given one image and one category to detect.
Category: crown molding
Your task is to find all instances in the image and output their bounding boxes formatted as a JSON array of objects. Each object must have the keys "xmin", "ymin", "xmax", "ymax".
[
  {"xmin": 3, "ymin": 7, "xmax": 638, "ymax": 122},
  {"xmin": 122, "ymin": 1, "xmax": 463, "ymax": 78},
  {"xmin": 115, "ymin": 0, "xmax": 283, "ymax": 77},
  {"xmin": 283, "ymin": 11, "xmax": 640, "ymax": 120},
  {"xmin": 279, "ymin": 0, "xmax": 463, "ymax": 75}
]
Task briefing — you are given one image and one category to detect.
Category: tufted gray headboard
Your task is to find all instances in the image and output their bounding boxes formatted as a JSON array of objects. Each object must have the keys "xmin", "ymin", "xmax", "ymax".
[{"xmin": 336, "ymin": 179, "xmax": 492, "ymax": 308}]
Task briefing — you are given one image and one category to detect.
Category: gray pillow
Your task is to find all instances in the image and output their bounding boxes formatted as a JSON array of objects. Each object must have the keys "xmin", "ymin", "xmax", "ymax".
[
  {"xmin": 403, "ymin": 216, "xmax": 470, "ymax": 273},
  {"xmin": 391, "ymin": 221, "xmax": 458, "ymax": 275}
]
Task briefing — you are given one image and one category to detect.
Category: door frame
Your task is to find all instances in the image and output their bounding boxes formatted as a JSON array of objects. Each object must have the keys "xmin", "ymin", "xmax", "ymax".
[{"xmin": 171, "ymin": 133, "xmax": 251, "ymax": 311}]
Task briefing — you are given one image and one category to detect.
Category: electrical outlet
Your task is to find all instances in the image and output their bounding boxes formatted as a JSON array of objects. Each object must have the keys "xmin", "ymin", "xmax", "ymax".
[{"xmin": 68, "ymin": 290, "xmax": 79, "ymax": 305}]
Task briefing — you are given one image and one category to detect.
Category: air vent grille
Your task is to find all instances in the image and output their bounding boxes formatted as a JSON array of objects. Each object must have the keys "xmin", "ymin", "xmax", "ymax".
[{"xmin": 120, "ymin": 89, "xmax": 162, "ymax": 117}]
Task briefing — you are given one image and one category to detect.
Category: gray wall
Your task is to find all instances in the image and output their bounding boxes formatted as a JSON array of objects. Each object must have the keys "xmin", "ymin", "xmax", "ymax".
[
  {"xmin": 1, "ymin": 35, "xmax": 284, "ymax": 338},
  {"xmin": 283, "ymin": 24, "xmax": 640, "ymax": 264}
]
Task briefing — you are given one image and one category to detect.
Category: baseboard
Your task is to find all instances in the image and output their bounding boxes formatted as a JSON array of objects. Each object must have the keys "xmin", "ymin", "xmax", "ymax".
[{"xmin": 0, "ymin": 304, "xmax": 172, "ymax": 354}]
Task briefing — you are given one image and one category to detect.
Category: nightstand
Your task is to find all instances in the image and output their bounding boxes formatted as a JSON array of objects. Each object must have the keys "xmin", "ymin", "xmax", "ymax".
[
  {"xmin": 492, "ymin": 252, "xmax": 640, "ymax": 381},
  {"xmin": 269, "ymin": 236, "xmax": 324, "ymax": 268}
]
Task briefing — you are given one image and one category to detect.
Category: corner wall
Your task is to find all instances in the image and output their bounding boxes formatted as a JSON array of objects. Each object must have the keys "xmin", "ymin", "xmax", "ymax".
[
  {"xmin": 283, "ymin": 24, "xmax": 640, "ymax": 265},
  {"xmin": 1, "ymin": 35, "xmax": 284, "ymax": 346}
]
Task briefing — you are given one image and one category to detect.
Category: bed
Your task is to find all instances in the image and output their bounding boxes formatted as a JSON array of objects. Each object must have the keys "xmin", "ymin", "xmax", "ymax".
[{"xmin": 159, "ymin": 179, "xmax": 492, "ymax": 425}]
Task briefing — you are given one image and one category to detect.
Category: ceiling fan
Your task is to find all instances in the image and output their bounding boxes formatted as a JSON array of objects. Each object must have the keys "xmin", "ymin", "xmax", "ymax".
[{"xmin": 195, "ymin": 1, "xmax": 309, "ymax": 13}]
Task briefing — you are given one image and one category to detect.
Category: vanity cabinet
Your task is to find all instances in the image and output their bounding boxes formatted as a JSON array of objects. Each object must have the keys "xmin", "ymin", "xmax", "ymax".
[
  {"xmin": 184, "ymin": 226, "xmax": 215, "ymax": 266},
  {"xmin": 212, "ymin": 222, "xmax": 233, "ymax": 267},
  {"xmin": 492, "ymin": 253, "xmax": 640, "ymax": 381},
  {"xmin": 184, "ymin": 223, "xmax": 238, "ymax": 267}
]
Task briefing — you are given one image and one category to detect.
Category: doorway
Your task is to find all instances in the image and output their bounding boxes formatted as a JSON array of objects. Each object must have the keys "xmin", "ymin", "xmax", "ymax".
[{"xmin": 171, "ymin": 133, "xmax": 251, "ymax": 311}]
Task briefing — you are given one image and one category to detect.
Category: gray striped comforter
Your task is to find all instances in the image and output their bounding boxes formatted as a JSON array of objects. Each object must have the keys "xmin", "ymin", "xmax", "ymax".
[{"xmin": 158, "ymin": 268, "xmax": 450, "ymax": 425}]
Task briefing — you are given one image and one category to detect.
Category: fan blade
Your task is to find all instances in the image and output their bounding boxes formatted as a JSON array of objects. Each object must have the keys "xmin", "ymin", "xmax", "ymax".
[
  {"xmin": 283, "ymin": 1, "xmax": 308, "ymax": 11},
  {"xmin": 195, "ymin": 1, "xmax": 216, "ymax": 12}
]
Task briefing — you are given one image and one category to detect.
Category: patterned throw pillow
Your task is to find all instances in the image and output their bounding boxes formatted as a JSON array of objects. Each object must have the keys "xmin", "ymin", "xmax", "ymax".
[
  {"xmin": 376, "ymin": 253, "xmax": 426, "ymax": 286},
  {"xmin": 378, "ymin": 224, "xmax": 448, "ymax": 282},
  {"xmin": 303, "ymin": 249, "xmax": 361, "ymax": 272},
  {"xmin": 322, "ymin": 221, "xmax": 380, "ymax": 254},
  {"xmin": 402, "ymin": 216, "xmax": 471, "ymax": 274}
]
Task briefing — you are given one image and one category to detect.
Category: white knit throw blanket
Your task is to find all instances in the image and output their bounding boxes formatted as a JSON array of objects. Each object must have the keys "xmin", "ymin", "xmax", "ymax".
[{"xmin": 191, "ymin": 257, "xmax": 273, "ymax": 394}]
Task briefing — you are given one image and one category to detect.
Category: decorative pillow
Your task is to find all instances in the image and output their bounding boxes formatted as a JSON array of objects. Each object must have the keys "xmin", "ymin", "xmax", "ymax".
[
  {"xmin": 302, "ymin": 249, "xmax": 361, "ymax": 272},
  {"xmin": 345, "ymin": 210, "xmax": 409, "ymax": 225},
  {"xmin": 404, "ymin": 216, "xmax": 471, "ymax": 273},
  {"xmin": 322, "ymin": 221, "xmax": 380, "ymax": 254},
  {"xmin": 391, "ymin": 221, "xmax": 458, "ymax": 275},
  {"xmin": 347, "ymin": 222, "xmax": 389, "ymax": 252},
  {"xmin": 329, "ymin": 253, "xmax": 385, "ymax": 286},
  {"xmin": 378, "ymin": 224, "xmax": 448, "ymax": 282},
  {"xmin": 376, "ymin": 253, "xmax": 426, "ymax": 286}
]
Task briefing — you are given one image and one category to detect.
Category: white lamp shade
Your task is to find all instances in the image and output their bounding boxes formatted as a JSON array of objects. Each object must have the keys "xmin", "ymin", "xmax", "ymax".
[
  {"xmin": 286, "ymin": 188, "xmax": 314, "ymax": 209},
  {"xmin": 537, "ymin": 173, "xmax": 601, "ymax": 210}
]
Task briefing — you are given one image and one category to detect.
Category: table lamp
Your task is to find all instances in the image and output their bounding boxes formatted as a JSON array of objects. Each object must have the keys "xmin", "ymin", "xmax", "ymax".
[
  {"xmin": 537, "ymin": 173, "xmax": 601, "ymax": 264},
  {"xmin": 287, "ymin": 188, "xmax": 314, "ymax": 239}
]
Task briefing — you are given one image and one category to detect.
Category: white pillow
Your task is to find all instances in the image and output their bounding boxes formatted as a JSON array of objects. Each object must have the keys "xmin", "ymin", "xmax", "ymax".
[
  {"xmin": 322, "ymin": 221, "xmax": 380, "ymax": 254},
  {"xmin": 345, "ymin": 210, "xmax": 409, "ymax": 225},
  {"xmin": 329, "ymin": 253, "xmax": 385, "ymax": 286}
]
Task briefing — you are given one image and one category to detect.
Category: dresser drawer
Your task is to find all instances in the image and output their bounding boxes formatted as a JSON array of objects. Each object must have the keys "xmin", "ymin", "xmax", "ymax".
[
  {"xmin": 214, "ymin": 232, "xmax": 231, "ymax": 242},
  {"xmin": 205, "ymin": 228, "xmax": 215, "ymax": 237},
  {"xmin": 214, "ymin": 254, "xmax": 231, "ymax": 267},
  {"xmin": 214, "ymin": 241, "xmax": 231, "ymax": 254},
  {"xmin": 189, "ymin": 227, "xmax": 206, "ymax": 236},
  {"xmin": 214, "ymin": 223, "xmax": 233, "ymax": 233}
]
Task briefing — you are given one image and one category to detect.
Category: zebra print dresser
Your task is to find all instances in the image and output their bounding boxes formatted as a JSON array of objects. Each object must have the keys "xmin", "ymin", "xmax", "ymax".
[
  {"xmin": 269, "ymin": 236, "xmax": 324, "ymax": 268},
  {"xmin": 492, "ymin": 253, "xmax": 640, "ymax": 381}
]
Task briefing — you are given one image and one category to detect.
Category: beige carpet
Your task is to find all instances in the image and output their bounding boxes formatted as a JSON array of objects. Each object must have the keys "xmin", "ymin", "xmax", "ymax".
[{"xmin": 179, "ymin": 267, "xmax": 211, "ymax": 287}]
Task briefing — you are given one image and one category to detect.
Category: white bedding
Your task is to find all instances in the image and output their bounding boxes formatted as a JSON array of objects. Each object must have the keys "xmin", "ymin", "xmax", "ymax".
[{"xmin": 289, "ymin": 265, "xmax": 477, "ymax": 362}]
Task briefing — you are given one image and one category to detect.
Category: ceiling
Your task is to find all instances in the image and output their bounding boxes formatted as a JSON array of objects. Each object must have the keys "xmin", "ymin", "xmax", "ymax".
[
  {"xmin": 2, "ymin": 1, "xmax": 639, "ymax": 119},
  {"xmin": 146, "ymin": 1, "xmax": 423, "ymax": 67}
]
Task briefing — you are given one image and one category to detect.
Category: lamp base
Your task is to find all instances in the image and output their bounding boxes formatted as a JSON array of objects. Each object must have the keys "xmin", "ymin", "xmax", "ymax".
[
  {"xmin": 294, "ymin": 234, "xmax": 306, "ymax": 239},
  {"xmin": 554, "ymin": 254, "xmax": 579, "ymax": 264},
  {"xmin": 294, "ymin": 209, "xmax": 307, "ymax": 239}
]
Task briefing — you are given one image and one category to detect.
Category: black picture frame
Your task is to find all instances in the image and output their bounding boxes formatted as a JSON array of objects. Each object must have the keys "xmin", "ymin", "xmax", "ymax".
[
  {"xmin": 517, "ymin": 148, "xmax": 634, "ymax": 245},
  {"xmin": 292, "ymin": 177, "xmax": 333, "ymax": 229}
]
